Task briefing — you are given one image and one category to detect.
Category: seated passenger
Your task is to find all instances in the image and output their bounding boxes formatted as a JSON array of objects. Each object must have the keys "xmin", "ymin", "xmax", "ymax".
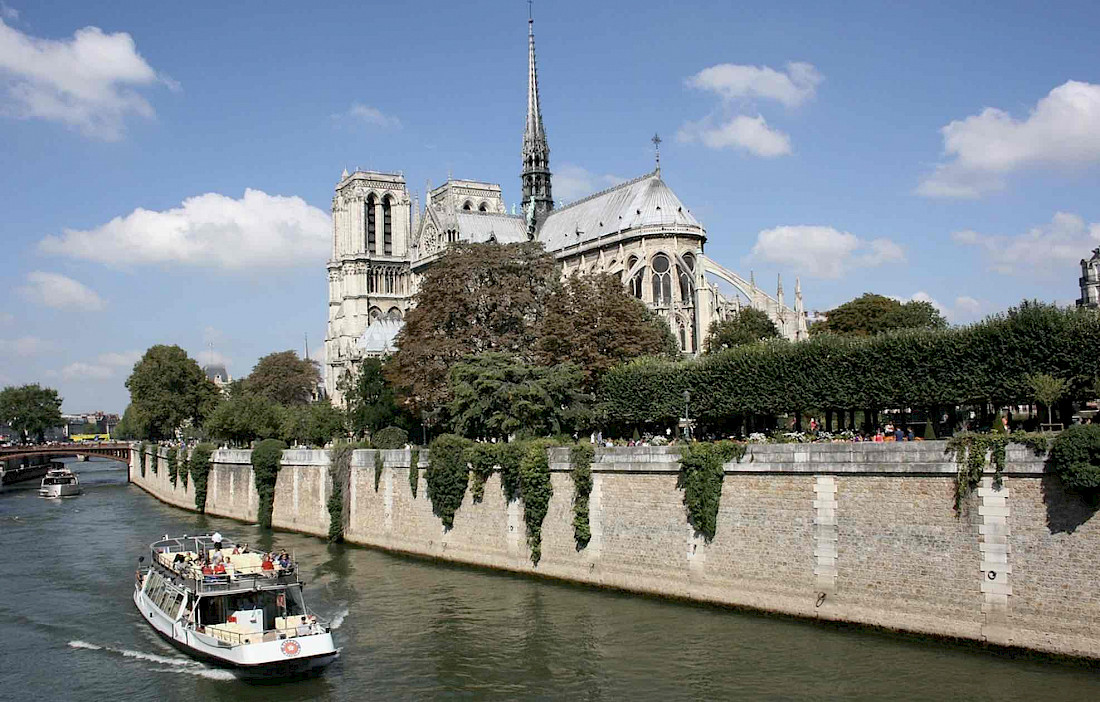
[
  {"xmin": 213, "ymin": 562, "xmax": 226, "ymax": 575},
  {"xmin": 261, "ymin": 555, "xmax": 274, "ymax": 571}
]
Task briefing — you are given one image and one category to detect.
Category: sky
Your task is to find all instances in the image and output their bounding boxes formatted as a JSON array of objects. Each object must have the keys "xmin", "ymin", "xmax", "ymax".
[{"xmin": 1, "ymin": 0, "xmax": 1099, "ymax": 414}]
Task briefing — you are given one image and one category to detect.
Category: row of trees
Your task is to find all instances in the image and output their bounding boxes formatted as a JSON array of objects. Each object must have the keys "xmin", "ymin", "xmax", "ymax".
[
  {"xmin": 601, "ymin": 301, "xmax": 1100, "ymax": 435},
  {"xmin": 0, "ymin": 384, "xmax": 63, "ymax": 443}
]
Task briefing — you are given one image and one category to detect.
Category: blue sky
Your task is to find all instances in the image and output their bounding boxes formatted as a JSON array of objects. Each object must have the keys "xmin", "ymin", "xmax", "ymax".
[{"xmin": 2, "ymin": 0, "xmax": 1099, "ymax": 413}]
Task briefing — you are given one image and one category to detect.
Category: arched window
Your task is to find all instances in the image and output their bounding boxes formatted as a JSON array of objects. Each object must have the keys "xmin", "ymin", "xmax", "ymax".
[
  {"xmin": 682, "ymin": 252, "xmax": 695, "ymax": 271},
  {"xmin": 382, "ymin": 196, "xmax": 393, "ymax": 255},
  {"xmin": 462, "ymin": 200, "xmax": 473, "ymax": 211},
  {"xmin": 679, "ymin": 268, "xmax": 692, "ymax": 304},
  {"xmin": 369, "ymin": 306, "xmax": 383, "ymax": 322},
  {"xmin": 478, "ymin": 202, "xmax": 488, "ymax": 212},
  {"xmin": 630, "ymin": 268, "xmax": 644, "ymax": 299},
  {"xmin": 366, "ymin": 194, "xmax": 377, "ymax": 253},
  {"xmin": 386, "ymin": 307, "xmax": 402, "ymax": 321},
  {"xmin": 651, "ymin": 254, "xmax": 671, "ymax": 305},
  {"xmin": 679, "ymin": 324, "xmax": 687, "ymax": 351}
]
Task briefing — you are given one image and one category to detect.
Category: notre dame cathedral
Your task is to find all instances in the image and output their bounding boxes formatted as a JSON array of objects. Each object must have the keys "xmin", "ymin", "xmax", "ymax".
[{"xmin": 324, "ymin": 15, "xmax": 808, "ymax": 405}]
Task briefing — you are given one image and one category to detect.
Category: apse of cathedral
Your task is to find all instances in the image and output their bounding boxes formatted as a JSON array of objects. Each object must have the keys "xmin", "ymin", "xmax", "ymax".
[{"xmin": 324, "ymin": 14, "xmax": 808, "ymax": 404}]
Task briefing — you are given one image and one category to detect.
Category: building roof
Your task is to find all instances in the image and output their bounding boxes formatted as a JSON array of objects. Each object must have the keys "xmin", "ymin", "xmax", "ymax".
[
  {"xmin": 538, "ymin": 171, "xmax": 704, "ymax": 254},
  {"xmin": 358, "ymin": 318, "xmax": 403, "ymax": 355},
  {"xmin": 455, "ymin": 212, "xmax": 528, "ymax": 244},
  {"xmin": 203, "ymin": 364, "xmax": 230, "ymax": 383}
]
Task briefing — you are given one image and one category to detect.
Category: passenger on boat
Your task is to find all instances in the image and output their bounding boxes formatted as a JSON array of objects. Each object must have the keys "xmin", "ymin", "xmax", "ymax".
[
  {"xmin": 261, "ymin": 554, "xmax": 274, "ymax": 572},
  {"xmin": 212, "ymin": 532, "xmax": 223, "ymax": 550},
  {"xmin": 277, "ymin": 551, "xmax": 290, "ymax": 569}
]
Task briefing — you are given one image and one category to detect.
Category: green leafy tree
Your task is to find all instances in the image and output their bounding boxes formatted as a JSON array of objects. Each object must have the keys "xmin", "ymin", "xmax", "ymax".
[
  {"xmin": 125, "ymin": 345, "xmax": 217, "ymax": 441},
  {"xmin": 538, "ymin": 272, "xmax": 678, "ymax": 391},
  {"xmin": 243, "ymin": 351, "xmax": 320, "ymax": 406},
  {"xmin": 813, "ymin": 293, "xmax": 947, "ymax": 336},
  {"xmin": 703, "ymin": 308, "xmax": 781, "ymax": 354},
  {"xmin": 0, "ymin": 384, "xmax": 63, "ymax": 443},
  {"xmin": 280, "ymin": 401, "xmax": 345, "ymax": 446},
  {"xmin": 204, "ymin": 393, "xmax": 283, "ymax": 445},
  {"xmin": 386, "ymin": 241, "xmax": 557, "ymax": 412},
  {"xmin": 342, "ymin": 358, "xmax": 401, "ymax": 437},
  {"xmin": 1028, "ymin": 372, "xmax": 1068, "ymax": 427},
  {"xmin": 447, "ymin": 352, "xmax": 591, "ymax": 441},
  {"xmin": 113, "ymin": 404, "xmax": 139, "ymax": 440}
]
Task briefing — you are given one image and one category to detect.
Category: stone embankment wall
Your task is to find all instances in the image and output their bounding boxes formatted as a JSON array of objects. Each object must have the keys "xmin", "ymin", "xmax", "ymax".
[{"xmin": 128, "ymin": 441, "xmax": 1100, "ymax": 659}]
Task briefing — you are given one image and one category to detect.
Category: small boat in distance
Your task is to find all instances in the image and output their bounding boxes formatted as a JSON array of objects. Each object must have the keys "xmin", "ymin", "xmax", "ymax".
[
  {"xmin": 39, "ymin": 467, "xmax": 81, "ymax": 498},
  {"xmin": 133, "ymin": 534, "xmax": 338, "ymax": 678}
]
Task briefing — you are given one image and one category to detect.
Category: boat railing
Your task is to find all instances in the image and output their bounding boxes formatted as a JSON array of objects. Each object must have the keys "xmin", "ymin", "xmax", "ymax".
[{"xmin": 199, "ymin": 615, "xmax": 324, "ymax": 646}]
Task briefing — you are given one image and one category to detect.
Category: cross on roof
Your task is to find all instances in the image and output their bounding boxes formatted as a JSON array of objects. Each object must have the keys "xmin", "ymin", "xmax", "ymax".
[{"xmin": 652, "ymin": 133, "xmax": 662, "ymax": 174}]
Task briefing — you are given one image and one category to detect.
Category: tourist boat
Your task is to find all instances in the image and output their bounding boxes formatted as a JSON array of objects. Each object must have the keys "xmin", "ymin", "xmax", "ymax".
[
  {"xmin": 133, "ymin": 534, "xmax": 338, "ymax": 678},
  {"xmin": 38, "ymin": 467, "xmax": 81, "ymax": 498}
]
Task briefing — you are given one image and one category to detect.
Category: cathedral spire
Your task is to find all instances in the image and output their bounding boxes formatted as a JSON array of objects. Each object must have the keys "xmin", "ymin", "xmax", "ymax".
[{"xmin": 521, "ymin": 4, "xmax": 552, "ymax": 234}]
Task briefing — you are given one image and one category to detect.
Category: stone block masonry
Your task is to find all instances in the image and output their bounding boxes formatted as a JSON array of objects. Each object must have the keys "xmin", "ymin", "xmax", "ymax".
[{"xmin": 128, "ymin": 441, "xmax": 1100, "ymax": 660}]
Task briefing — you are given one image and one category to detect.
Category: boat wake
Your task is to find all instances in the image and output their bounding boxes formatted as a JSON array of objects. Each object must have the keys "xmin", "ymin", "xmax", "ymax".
[
  {"xmin": 329, "ymin": 606, "xmax": 349, "ymax": 631},
  {"xmin": 68, "ymin": 640, "xmax": 236, "ymax": 681}
]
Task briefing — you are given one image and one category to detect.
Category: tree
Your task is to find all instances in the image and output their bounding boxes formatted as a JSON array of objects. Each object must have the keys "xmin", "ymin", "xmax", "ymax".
[
  {"xmin": 813, "ymin": 293, "xmax": 947, "ymax": 336},
  {"xmin": 244, "ymin": 351, "xmax": 320, "ymax": 406},
  {"xmin": 703, "ymin": 308, "xmax": 781, "ymax": 353},
  {"xmin": 279, "ymin": 401, "xmax": 345, "ymax": 447},
  {"xmin": 204, "ymin": 393, "xmax": 283, "ymax": 445},
  {"xmin": 0, "ymin": 384, "xmax": 62, "ymax": 443},
  {"xmin": 447, "ymin": 352, "xmax": 592, "ymax": 441},
  {"xmin": 342, "ymin": 358, "xmax": 401, "ymax": 437},
  {"xmin": 538, "ymin": 273, "xmax": 679, "ymax": 391},
  {"xmin": 125, "ymin": 345, "xmax": 217, "ymax": 441},
  {"xmin": 113, "ymin": 404, "xmax": 139, "ymax": 440},
  {"xmin": 387, "ymin": 241, "xmax": 557, "ymax": 412},
  {"xmin": 1028, "ymin": 372, "xmax": 1068, "ymax": 427}
]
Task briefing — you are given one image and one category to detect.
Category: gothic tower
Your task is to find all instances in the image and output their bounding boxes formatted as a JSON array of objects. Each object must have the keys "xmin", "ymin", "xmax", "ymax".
[{"xmin": 521, "ymin": 13, "xmax": 553, "ymax": 230}]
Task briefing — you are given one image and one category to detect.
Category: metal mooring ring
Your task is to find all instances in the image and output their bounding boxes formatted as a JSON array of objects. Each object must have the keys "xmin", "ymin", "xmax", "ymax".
[
  {"xmin": 815, "ymin": 592, "xmax": 827, "ymax": 607},
  {"xmin": 988, "ymin": 571, "xmax": 997, "ymax": 580}
]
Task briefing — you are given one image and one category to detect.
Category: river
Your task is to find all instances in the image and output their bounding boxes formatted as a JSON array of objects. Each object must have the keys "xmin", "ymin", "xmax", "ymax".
[{"xmin": 0, "ymin": 457, "xmax": 1097, "ymax": 701}]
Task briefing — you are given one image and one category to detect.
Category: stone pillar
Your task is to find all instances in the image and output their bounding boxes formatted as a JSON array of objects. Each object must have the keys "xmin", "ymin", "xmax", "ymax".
[
  {"xmin": 813, "ymin": 476, "xmax": 838, "ymax": 600},
  {"xmin": 978, "ymin": 477, "xmax": 1013, "ymax": 644}
]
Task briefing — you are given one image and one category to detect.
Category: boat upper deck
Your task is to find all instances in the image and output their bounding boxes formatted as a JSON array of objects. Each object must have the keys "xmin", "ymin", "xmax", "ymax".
[{"xmin": 150, "ymin": 535, "xmax": 300, "ymax": 595}]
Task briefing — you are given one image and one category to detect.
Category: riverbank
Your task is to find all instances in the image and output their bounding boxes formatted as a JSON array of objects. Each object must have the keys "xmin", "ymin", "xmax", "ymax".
[{"xmin": 129, "ymin": 442, "xmax": 1100, "ymax": 661}]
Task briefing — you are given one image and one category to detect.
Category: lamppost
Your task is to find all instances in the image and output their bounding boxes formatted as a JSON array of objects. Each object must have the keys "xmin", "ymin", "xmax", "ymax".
[{"xmin": 682, "ymin": 390, "xmax": 691, "ymax": 440}]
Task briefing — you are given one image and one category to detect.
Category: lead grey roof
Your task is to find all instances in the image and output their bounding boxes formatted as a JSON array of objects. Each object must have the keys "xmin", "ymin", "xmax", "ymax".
[
  {"xmin": 203, "ymin": 364, "xmax": 229, "ymax": 382},
  {"xmin": 358, "ymin": 319, "xmax": 403, "ymax": 355},
  {"xmin": 455, "ymin": 212, "xmax": 528, "ymax": 244},
  {"xmin": 538, "ymin": 172, "xmax": 704, "ymax": 253}
]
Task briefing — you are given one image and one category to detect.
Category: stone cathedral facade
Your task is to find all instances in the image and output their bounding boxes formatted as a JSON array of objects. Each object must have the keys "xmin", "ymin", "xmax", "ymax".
[{"xmin": 325, "ymin": 16, "xmax": 808, "ymax": 404}]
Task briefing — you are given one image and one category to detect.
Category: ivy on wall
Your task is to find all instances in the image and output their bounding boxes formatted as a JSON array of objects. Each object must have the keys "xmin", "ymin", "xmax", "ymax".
[
  {"xmin": 189, "ymin": 443, "xmax": 216, "ymax": 513},
  {"xmin": 677, "ymin": 441, "xmax": 746, "ymax": 542},
  {"xmin": 570, "ymin": 444, "xmax": 594, "ymax": 550},
  {"xmin": 150, "ymin": 444, "xmax": 158, "ymax": 474},
  {"xmin": 409, "ymin": 447, "xmax": 420, "ymax": 498},
  {"xmin": 497, "ymin": 442, "xmax": 524, "ymax": 502},
  {"xmin": 945, "ymin": 432, "xmax": 1048, "ymax": 512},
  {"xmin": 466, "ymin": 443, "xmax": 498, "ymax": 502},
  {"xmin": 166, "ymin": 446, "xmax": 178, "ymax": 487},
  {"xmin": 180, "ymin": 449, "xmax": 189, "ymax": 488},
  {"xmin": 426, "ymin": 434, "xmax": 472, "ymax": 529},
  {"xmin": 252, "ymin": 439, "xmax": 287, "ymax": 529},
  {"xmin": 139, "ymin": 442, "xmax": 147, "ymax": 477},
  {"xmin": 519, "ymin": 440, "xmax": 555, "ymax": 565},
  {"xmin": 328, "ymin": 442, "xmax": 357, "ymax": 543},
  {"xmin": 374, "ymin": 451, "xmax": 384, "ymax": 493}
]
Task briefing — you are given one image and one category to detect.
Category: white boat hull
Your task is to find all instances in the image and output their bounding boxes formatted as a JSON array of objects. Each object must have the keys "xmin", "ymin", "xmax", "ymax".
[
  {"xmin": 39, "ymin": 483, "xmax": 81, "ymax": 498},
  {"xmin": 133, "ymin": 586, "xmax": 337, "ymax": 677}
]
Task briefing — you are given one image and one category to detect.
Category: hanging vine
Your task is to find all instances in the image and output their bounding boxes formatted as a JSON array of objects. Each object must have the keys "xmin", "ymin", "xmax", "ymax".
[
  {"xmin": 374, "ymin": 451, "xmax": 384, "ymax": 492},
  {"xmin": 945, "ymin": 431, "xmax": 1049, "ymax": 513},
  {"xmin": 166, "ymin": 446, "xmax": 179, "ymax": 486},
  {"xmin": 466, "ymin": 443, "xmax": 498, "ymax": 503},
  {"xmin": 179, "ymin": 449, "xmax": 189, "ymax": 488},
  {"xmin": 327, "ymin": 442, "xmax": 356, "ymax": 543},
  {"xmin": 677, "ymin": 441, "xmax": 746, "ymax": 542},
  {"xmin": 189, "ymin": 443, "xmax": 215, "ymax": 512},
  {"xmin": 426, "ymin": 434, "xmax": 472, "ymax": 529},
  {"xmin": 519, "ymin": 440, "xmax": 555, "ymax": 566},
  {"xmin": 139, "ymin": 441, "xmax": 148, "ymax": 477},
  {"xmin": 570, "ymin": 444, "xmax": 594, "ymax": 550},
  {"xmin": 150, "ymin": 444, "xmax": 158, "ymax": 474},
  {"xmin": 409, "ymin": 447, "xmax": 420, "ymax": 498},
  {"xmin": 252, "ymin": 439, "xmax": 287, "ymax": 529}
]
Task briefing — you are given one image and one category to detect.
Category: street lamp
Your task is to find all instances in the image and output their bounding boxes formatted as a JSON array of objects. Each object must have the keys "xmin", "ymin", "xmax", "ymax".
[{"xmin": 682, "ymin": 390, "xmax": 691, "ymax": 440}]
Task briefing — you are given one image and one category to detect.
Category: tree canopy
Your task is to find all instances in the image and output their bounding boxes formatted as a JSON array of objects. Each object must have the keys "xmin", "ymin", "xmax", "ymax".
[
  {"xmin": 125, "ymin": 345, "xmax": 216, "ymax": 440},
  {"xmin": 813, "ymin": 293, "xmax": 947, "ymax": 336},
  {"xmin": 703, "ymin": 308, "xmax": 781, "ymax": 353},
  {"xmin": 386, "ymin": 241, "xmax": 558, "ymax": 411},
  {"xmin": 538, "ymin": 272, "xmax": 678, "ymax": 391},
  {"xmin": 204, "ymin": 393, "xmax": 283, "ymax": 445},
  {"xmin": 244, "ymin": 350, "xmax": 321, "ymax": 406},
  {"xmin": 341, "ymin": 358, "xmax": 402, "ymax": 437},
  {"xmin": 0, "ymin": 383, "xmax": 63, "ymax": 443}
]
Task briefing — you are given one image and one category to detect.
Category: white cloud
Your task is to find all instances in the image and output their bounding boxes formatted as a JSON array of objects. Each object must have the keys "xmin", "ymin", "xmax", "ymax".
[
  {"xmin": 952, "ymin": 211, "xmax": 1100, "ymax": 276},
  {"xmin": 685, "ymin": 62, "xmax": 822, "ymax": 107},
  {"xmin": 0, "ymin": 18, "xmax": 172, "ymax": 140},
  {"xmin": 554, "ymin": 164, "xmax": 625, "ymax": 203},
  {"xmin": 18, "ymin": 271, "xmax": 104, "ymax": 310},
  {"xmin": 39, "ymin": 189, "xmax": 331, "ymax": 270},
  {"xmin": 0, "ymin": 336, "xmax": 55, "ymax": 356},
  {"xmin": 197, "ymin": 349, "xmax": 231, "ymax": 368},
  {"xmin": 56, "ymin": 350, "xmax": 140, "ymax": 380},
  {"xmin": 678, "ymin": 114, "xmax": 791, "ymax": 157},
  {"xmin": 337, "ymin": 103, "xmax": 401, "ymax": 129},
  {"xmin": 918, "ymin": 81, "xmax": 1100, "ymax": 198},
  {"xmin": 898, "ymin": 291, "xmax": 984, "ymax": 324},
  {"xmin": 751, "ymin": 225, "xmax": 905, "ymax": 279}
]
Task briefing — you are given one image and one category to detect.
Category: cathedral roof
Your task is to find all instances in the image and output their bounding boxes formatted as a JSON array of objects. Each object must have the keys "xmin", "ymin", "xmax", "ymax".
[
  {"xmin": 455, "ymin": 212, "xmax": 528, "ymax": 244},
  {"xmin": 358, "ymin": 318, "xmax": 403, "ymax": 355},
  {"xmin": 538, "ymin": 171, "xmax": 704, "ymax": 253}
]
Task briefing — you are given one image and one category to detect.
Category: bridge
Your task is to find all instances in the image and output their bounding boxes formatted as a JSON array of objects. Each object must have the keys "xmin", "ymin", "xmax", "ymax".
[{"xmin": 1, "ymin": 442, "xmax": 132, "ymax": 485}]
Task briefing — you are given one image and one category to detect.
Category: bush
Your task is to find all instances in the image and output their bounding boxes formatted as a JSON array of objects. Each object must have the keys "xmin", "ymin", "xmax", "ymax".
[
  {"xmin": 427, "ymin": 434, "xmax": 472, "ymax": 529},
  {"xmin": 1048, "ymin": 424, "xmax": 1100, "ymax": 493},
  {"xmin": 189, "ymin": 443, "xmax": 216, "ymax": 512},
  {"xmin": 372, "ymin": 426, "xmax": 408, "ymax": 450},
  {"xmin": 252, "ymin": 439, "xmax": 287, "ymax": 528}
]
